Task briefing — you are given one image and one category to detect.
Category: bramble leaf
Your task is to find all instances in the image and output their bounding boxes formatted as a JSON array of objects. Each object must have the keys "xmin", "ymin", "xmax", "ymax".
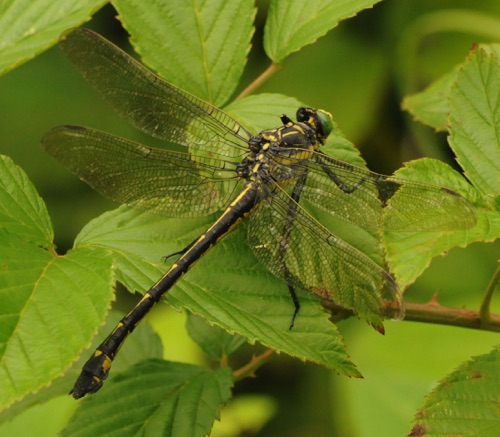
[
  {"xmin": 410, "ymin": 346, "xmax": 500, "ymax": 437},
  {"xmin": 62, "ymin": 361, "xmax": 233, "ymax": 437},
  {"xmin": 264, "ymin": 0, "xmax": 382, "ymax": 62},
  {"xmin": 113, "ymin": 0, "xmax": 255, "ymax": 106},
  {"xmin": 0, "ymin": 0, "xmax": 107, "ymax": 76}
]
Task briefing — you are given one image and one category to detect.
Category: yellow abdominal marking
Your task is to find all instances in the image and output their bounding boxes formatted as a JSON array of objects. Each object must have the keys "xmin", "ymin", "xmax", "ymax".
[
  {"xmin": 111, "ymin": 322, "xmax": 124, "ymax": 335},
  {"xmin": 102, "ymin": 355, "xmax": 113, "ymax": 372}
]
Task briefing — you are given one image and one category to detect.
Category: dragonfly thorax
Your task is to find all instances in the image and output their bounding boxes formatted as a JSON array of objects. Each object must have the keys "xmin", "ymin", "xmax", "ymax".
[
  {"xmin": 236, "ymin": 116, "xmax": 320, "ymax": 184},
  {"xmin": 237, "ymin": 109, "xmax": 326, "ymax": 185}
]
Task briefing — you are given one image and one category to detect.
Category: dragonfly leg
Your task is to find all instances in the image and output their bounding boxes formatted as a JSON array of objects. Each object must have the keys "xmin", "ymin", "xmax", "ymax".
[
  {"xmin": 335, "ymin": 175, "xmax": 366, "ymax": 194},
  {"xmin": 316, "ymin": 155, "xmax": 367, "ymax": 194},
  {"xmin": 279, "ymin": 172, "xmax": 308, "ymax": 329},
  {"xmin": 287, "ymin": 283, "xmax": 300, "ymax": 329},
  {"xmin": 163, "ymin": 237, "xmax": 198, "ymax": 261},
  {"xmin": 326, "ymin": 165, "xmax": 366, "ymax": 193},
  {"xmin": 280, "ymin": 114, "xmax": 293, "ymax": 125}
]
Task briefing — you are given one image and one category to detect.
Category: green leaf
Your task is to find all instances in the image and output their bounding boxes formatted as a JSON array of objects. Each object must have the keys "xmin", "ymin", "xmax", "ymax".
[
  {"xmin": 322, "ymin": 120, "xmax": 368, "ymax": 169},
  {"xmin": 402, "ymin": 67, "xmax": 460, "ymax": 132},
  {"xmin": 403, "ymin": 44, "xmax": 500, "ymax": 133},
  {"xmin": 264, "ymin": 0, "xmax": 382, "ymax": 63},
  {"xmin": 75, "ymin": 206, "xmax": 360, "ymax": 377},
  {"xmin": 76, "ymin": 207, "xmax": 173, "ymax": 292},
  {"xmin": 391, "ymin": 45, "xmax": 500, "ymax": 287},
  {"xmin": 186, "ymin": 313, "xmax": 246, "ymax": 361},
  {"xmin": 112, "ymin": 0, "xmax": 256, "ymax": 106},
  {"xmin": 0, "ymin": 235, "xmax": 114, "ymax": 411},
  {"xmin": 170, "ymin": 230, "xmax": 360, "ymax": 376},
  {"xmin": 0, "ymin": 310, "xmax": 162, "ymax": 423},
  {"xmin": 62, "ymin": 361, "xmax": 233, "ymax": 437},
  {"xmin": 0, "ymin": 153, "xmax": 115, "ymax": 411},
  {"xmin": 382, "ymin": 158, "xmax": 500, "ymax": 288},
  {"xmin": 225, "ymin": 93, "xmax": 303, "ymax": 133},
  {"xmin": 0, "ymin": 0, "xmax": 107, "ymax": 76},
  {"xmin": 410, "ymin": 346, "xmax": 500, "ymax": 436},
  {"xmin": 0, "ymin": 155, "xmax": 52, "ymax": 247},
  {"xmin": 448, "ymin": 46, "xmax": 500, "ymax": 196}
]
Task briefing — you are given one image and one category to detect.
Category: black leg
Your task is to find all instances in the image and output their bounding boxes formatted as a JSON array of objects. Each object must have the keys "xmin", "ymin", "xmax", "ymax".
[
  {"xmin": 163, "ymin": 237, "xmax": 198, "ymax": 261},
  {"xmin": 278, "ymin": 171, "xmax": 308, "ymax": 328},
  {"xmin": 316, "ymin": 154, "xmax": 367, "ymax": 194},
  {"xmin": 287, "ymin": 284, "xmax": 300, "ymax": 329}
]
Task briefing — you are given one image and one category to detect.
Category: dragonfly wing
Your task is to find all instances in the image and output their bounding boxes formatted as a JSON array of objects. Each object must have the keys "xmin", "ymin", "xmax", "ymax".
[
  {"xmin": 303, "ymin": 151, "xmax": 476, "ymax": 232},
  {"xmin": 58, "ymin": 28, "xmax": 252, "ymax": 159},
  {"xmin": 42, "ymin": 126, "xmax": 239, "ymax": 217},
  {"xmin": 247, "ymin": 183, "xmax": 403, "ymax": 324},
  {"xmin": 303, "ymin": 154, "xmax": 383, "ymax": 230},
  {"xmin": 379, "ymin": 179, "xmax": 476, "ymax": 231}
]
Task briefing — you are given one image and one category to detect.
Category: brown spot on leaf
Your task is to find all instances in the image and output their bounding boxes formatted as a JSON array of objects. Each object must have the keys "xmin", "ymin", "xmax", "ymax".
[{"xmin": 408, "ymin": 423, "xmax": 427, "ymax": 436}]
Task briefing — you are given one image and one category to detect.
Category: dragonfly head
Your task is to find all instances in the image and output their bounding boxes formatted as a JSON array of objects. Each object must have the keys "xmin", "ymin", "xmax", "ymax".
[{"xmin": 296, "ymin": 107, "xmax": 334, "ymax": 144}]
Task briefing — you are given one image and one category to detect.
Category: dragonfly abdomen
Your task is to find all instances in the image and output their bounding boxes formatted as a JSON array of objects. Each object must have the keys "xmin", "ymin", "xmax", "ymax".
[{"xmin": 70, "ymin": 183, "xmax": 259, "ymax": 398}]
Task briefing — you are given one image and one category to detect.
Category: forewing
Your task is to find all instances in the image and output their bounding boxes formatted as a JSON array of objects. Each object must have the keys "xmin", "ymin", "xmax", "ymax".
[
  {"xmin": 58, "ymin": 28, "xmax": 252, "ymax": 159},
  {"xmin": 302, "ymin": 154, "xmax": 382, "ymax": 230},
  {"xmin": 302, "ymin": 152, "xmax": 476, "ymax": 232},
  {"xmin": 247, "ymin": 183, "xmax": 403, "ymax": 325},
  {"xmin": 42, "ymin": 126, "xmax": 239, "ymax": 217}
]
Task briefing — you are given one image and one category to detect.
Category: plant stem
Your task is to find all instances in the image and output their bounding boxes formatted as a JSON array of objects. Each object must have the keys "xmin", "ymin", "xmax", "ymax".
[
  {"xmin": 479, "ymin": 263, "xmax": 500, "ymax": 324},
  {"xmin": 235, "ymin": 63, "xmax": 281, "ymax": 100},
  {"xmin": 403, "ymin": 301, "xmax": 500, "ymax": 332},
  {"xmin": 324, "ymin": 299, "xmax": 500, "ymax": 332},
  {"xmin": 233, "ymin": 348, "xmax": 274, "ymax": 381}
]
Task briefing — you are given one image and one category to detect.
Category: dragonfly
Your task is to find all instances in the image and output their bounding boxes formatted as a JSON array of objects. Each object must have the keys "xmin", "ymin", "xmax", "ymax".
[{"xmin": 41, "ymin": 28, "xmax": 476, "ymax": 399}]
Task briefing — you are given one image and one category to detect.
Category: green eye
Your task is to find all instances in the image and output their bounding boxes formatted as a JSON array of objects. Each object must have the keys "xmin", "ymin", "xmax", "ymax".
[{"xmin": 317, "ymin": 109, "xmax": 334, "ymax": 138}]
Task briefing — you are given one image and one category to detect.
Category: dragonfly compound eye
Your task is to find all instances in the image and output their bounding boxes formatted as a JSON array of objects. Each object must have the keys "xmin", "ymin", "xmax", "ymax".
[
  {"xmin": 296, "ymin": 107, "xmax": 333, "ymax": 141},
  {"xmin": 316, "ymin": 109, "xmax": 334, "ymax": 139}
]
